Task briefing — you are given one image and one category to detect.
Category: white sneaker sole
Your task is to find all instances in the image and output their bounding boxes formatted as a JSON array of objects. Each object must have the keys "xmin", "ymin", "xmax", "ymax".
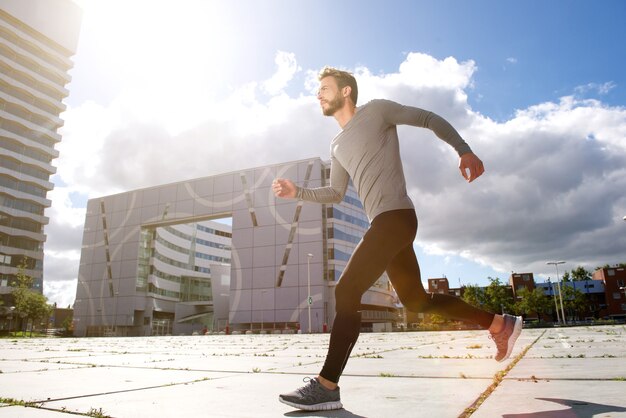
[{"xmin": 279, "ymin": 397, "xmax": 343, "ymax": 411}]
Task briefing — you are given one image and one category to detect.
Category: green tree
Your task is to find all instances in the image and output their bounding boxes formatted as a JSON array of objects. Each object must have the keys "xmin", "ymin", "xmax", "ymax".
[
  {"xmin": 483, "ymin": 277, "xmax": 515, "ymax": 314},
  {"xmin": 462, "ymin": 278, "xmax": 514, "ymax": 315},
  {"xmin": 462, "ymin": 284, "xmax": 485, "ymax": 309},
  {"xmin": 570, "ymin": 266, "xmax": 591, "ymax": 281},
  {"xmin": 561, "ymin": 285, "xmax": 587, "ymax": 321},
  {"xmin": 12, "ymin": 258, "xmax": 51, "ymax": 336},
  {"xmin": 61, "ymin": 314, "xmax": 73, "ymax": 335},
  {"xmin": 514, "ymin": 287, "xmax": 552, "ymax": 318}
]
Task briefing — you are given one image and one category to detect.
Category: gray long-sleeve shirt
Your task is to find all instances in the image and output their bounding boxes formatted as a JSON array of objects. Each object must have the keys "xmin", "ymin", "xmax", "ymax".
[{"xmin": 297, "ymin": 99, "xmax": 472, "ymax": 221}]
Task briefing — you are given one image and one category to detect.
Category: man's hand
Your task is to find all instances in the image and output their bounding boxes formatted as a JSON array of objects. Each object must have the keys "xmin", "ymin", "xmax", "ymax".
[
  {"xmin": 459, "ymin": 152, "xmax": 485, "ymax": 183},
  {"xmin": 272, "ymin": 178, "xmax": 297, "ymax": 198}
]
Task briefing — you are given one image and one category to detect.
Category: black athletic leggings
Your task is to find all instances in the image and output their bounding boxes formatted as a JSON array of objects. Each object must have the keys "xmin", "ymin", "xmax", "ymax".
[{"xmin": 319, "ymin": 209, "xmax": 495, "ymax": 383}]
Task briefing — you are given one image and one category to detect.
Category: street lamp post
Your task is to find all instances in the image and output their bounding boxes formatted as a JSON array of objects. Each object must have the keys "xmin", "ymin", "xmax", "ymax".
[
  {"xmin": 114, "ymin": 291, "xmax": 119, "ymax": 336},
  {"xmin": 260, "ymin": 289, "xmax": 267, "ymax": 333},
  {"xmin": 307, "ymin": 253, "xmax": 313, "ymax": 334},
  {"xmin": 8, "ymin": 306, "xmax": 15, "ymax": 335},
  {"xmin": 547, "ymin": 261, "xmax": 567, "ymax": 325}
]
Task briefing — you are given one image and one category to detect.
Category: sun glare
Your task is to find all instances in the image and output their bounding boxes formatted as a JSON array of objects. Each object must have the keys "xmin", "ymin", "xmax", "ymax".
[{"xmin": 77, "ymin": 0, "xmax": 236, "ymax": 133}]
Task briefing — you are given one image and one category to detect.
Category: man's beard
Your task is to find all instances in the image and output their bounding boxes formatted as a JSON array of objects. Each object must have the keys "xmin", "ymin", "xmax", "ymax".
[{"xmin": 322, "ymin": 93, "xmax": 345, "ymax": 116}]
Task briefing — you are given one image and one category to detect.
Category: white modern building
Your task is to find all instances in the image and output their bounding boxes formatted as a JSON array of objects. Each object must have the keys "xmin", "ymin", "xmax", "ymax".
[
  {"xmin": 0, "ymin": 0, "xmax": 81, "ymax": 296},
  {"xmin": 73, "ymin": 158, "xmax": 400, "ymax": 336}
]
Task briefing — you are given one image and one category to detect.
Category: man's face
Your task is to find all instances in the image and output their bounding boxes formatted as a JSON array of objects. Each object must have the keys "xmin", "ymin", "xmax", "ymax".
[{"xmin": 317, "ymin": 76, "xmax": 344, "ymax": 116}]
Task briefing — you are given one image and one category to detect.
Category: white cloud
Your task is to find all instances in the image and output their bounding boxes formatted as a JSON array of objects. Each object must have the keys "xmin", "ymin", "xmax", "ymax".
[
  {"xmin": 574, "ymin": 81, "xmax": 617, "ymax": 96},
  {"xmin": 44, "ymin": 51, "xmax": 626, "ymax": 306},
  {"xmin": 262, "ymin": 51, "xmax": 301, "ymax": 96},
  {"xmin": 44, "ymin": 279, "xmax": 77, "ymax": 309}
]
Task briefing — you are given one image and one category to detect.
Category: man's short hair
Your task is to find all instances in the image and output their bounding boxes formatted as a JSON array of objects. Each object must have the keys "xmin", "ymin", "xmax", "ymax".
[{"xmin": 318, "ymin": 66, "xmax": 358, "ymax": 105}]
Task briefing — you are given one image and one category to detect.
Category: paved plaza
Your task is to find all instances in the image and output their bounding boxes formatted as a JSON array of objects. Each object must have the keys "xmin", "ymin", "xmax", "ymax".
[{"xmin": 1, "ymin": 325, "xmax": 625, "ymax": 417}]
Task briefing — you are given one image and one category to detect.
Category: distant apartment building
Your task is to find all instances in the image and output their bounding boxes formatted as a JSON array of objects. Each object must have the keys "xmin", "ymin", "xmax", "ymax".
[
  {"xmin": 0, "ymin": 0, "xmax": 81, "ymax": 298},
  {"xmin": 428, "ymin": 277, "xmax": 461, "ymax": 297},
  {"xmin": 73, "ymin": 158, "xmax": 399, "ymax": 337},
  {"xmin": 592, "ymin": 266, "xmax": 626, "ymax": 318},
  {"xmin": 510, "ymin": 272, "xmax": 535, "ymax": 298}
]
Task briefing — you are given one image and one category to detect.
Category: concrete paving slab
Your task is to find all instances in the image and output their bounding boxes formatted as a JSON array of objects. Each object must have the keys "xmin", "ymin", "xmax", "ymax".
[
  {"xmin": 41, "ymin": 372, "xmax": 487, "ymax": 418},
  {"xmin": 0, "ymin": 365, "xmax": 226, "ymax": 403},
  {"xmin": 342, "ymin": 357, "xmax": 508, "ymax": 379},
  {"xmin": 525, "ymin": 329, "xmax": 626, "ymax": 359},
  {"xmin": 471, "ymin": 379, "xmax": 626, "ymax": 418},
  {"xmin": 149, "ymin": 354, "xmax": 319, "ymax": 373},
  {"xmin": 280, "ymin": 354, "xmax": 509, "ymax": 379},
  {"xmin": 0, "ymin": 347, "xmax": 107, "ymax": 361},
  {"xmin": 1, "ymin": 325, "xmax": 624, "ymax": 417},
  {"xmin": 0, "ymin": 360, "xmax": 90, "ymax": 373},
  {"xmin": 0, "ymin": 406, "xmax": 78, "ymax": 417},
  {"xmin": 507, "ymin": 357, "xmax": 626, "ymax": 380}
]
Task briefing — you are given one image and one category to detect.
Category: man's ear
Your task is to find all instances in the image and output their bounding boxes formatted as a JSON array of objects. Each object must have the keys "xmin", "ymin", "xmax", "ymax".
[{"xmin": 342, "ymin": 86, "xmax": 351, "ymax": 98}]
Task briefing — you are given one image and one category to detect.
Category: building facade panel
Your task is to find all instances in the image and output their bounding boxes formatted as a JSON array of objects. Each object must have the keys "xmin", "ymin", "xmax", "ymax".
[{"xmin": 252, "ymin": 266, "xmax": 276, "ymax": 289}]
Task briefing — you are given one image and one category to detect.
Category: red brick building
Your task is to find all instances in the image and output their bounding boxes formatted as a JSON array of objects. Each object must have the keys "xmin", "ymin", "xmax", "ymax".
[
  {"xmin": 592, "ymin": 266, "xmax": 626, "ymax": 319},
  {"xmin": 509, "ymin": 272, "xmax": 536, "ymax": 300}
]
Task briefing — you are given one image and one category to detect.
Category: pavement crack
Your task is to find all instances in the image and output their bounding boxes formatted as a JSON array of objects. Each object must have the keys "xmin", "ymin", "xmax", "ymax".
[
  {"xmin": 34, "ymin": 376, "xmax": 214, "ymax": 405},
  {"xmin": 458, "ymin": 329, "xmax": 546, "ymax": 418}
]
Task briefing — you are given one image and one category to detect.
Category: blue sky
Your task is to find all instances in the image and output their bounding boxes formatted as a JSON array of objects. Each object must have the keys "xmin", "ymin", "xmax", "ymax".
[
  {"xmin": 67, "ymin": 0, "xmax": 626, "ymax": 117},
  {"xmin": 43, "ymin": 0, "xmax": 626, "ymax": 306}
]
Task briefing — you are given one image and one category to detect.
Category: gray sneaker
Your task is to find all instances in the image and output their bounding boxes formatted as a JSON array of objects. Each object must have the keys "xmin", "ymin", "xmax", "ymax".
[
  {"xmin": 490, "ymin": 314, "xmax": 523, "ymax": 362},
  {"xmin": 279, "ymin": 377, "xmax": 343, "ymax": 411}
]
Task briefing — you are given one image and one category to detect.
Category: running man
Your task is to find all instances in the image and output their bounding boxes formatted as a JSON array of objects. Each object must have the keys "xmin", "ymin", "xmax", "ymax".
[{"xmin": 273, "ymin": 67, "xmax": 522, "ymax": 411}]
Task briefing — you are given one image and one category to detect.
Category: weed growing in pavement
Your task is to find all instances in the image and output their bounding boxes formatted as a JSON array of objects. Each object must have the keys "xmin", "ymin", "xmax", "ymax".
[
  {"xmin": 379, "ymin": 372, "xmax": 395, "ymax": 377},
  {"xmin": 565, "ymin": 354, "xmax": 586, "ymax": 358},
  {"xmin": 87, "ymin": 407, "xmax": 111, "ymax": 418},
  {"xmin": 0, "ymin": 397, "xmax": 27, "ymax": 406},
  {"xmin": 466, "ymin": 344, "xmax": 483, "ymax": 349}
]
